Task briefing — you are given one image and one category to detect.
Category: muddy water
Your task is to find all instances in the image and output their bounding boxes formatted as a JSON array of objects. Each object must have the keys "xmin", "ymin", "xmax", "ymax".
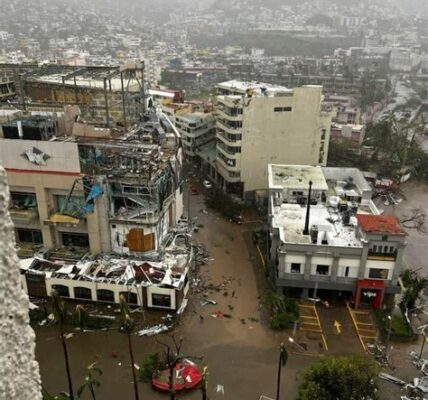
[{"xmin": 36, "ymin": 192, "xmax": 310, "ymax": 400}]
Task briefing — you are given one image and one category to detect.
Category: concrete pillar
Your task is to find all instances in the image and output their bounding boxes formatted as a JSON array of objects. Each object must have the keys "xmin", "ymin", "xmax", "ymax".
[
  {"xmin": 0, "ymin": 167, "xmax": 42, "ymax": 400},
  {"xmin": 304, "ymin": 252, "xmax": 312, "ymax": 280},
  {"xmin": 331, "ymin": 255, "xmax": 339, "ymax": 282},
  {"xmin": 34, "ymin": 181, "xmax": 55, "ymax": 248},
  {"xmin": 359, "ymin": 245, "xmax": 369, "ymax": 279}
]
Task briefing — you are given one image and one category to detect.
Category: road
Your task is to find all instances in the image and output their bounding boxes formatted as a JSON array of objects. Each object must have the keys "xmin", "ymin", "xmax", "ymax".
[{"xmin": 34, "ymin": 185, "xmax": 385, "ymax": 399}]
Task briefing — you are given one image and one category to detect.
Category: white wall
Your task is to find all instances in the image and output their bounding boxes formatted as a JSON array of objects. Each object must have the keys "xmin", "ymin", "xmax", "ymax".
[{"xmin": 0, "ymin": 139, "xmax": 80, "ymax": 173}]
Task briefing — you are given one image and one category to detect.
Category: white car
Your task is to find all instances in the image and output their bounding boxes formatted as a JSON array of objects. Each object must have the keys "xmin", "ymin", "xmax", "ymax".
[{"xmin": 203, "ymin": 180, "xmax": 212, "ymax": 189}]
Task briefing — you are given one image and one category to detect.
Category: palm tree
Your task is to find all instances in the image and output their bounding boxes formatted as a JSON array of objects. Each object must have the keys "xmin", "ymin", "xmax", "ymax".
[
  {"xmin": 76, "ymin": 363, "xmax": 102, "ymax": 400},
  {"xmin": 201, "ymin": 366, "xmax": 209, "ymax": 400},
  {"xmin": 51, "ymin": 290, "xmax": 74, "ymax": 400},
  {"xmin": 119, "ymin": 294, "xmax": 140, "ymax": 400},
  {"xmin": 276, "ymin": 342, "xmax": 288, "ymax": 400}
]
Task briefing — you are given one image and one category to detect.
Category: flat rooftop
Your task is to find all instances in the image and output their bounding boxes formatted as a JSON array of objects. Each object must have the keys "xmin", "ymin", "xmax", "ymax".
[
  {"xmin": 271, "ymin": 203, "xmax": 365, "ymax": 248},
  {"xmin": 217, "ymin": 80, "xmax": 293, "ymax": 97},
  {"xmin": 269, "ymin": 164, "xmax": 328, "ymax": 191}
]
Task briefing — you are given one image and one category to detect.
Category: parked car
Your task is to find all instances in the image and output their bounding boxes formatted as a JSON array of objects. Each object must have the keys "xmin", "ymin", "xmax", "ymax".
[{"xmin": 203, "ymin": 180, "xmax": 212, "ymax": 189}]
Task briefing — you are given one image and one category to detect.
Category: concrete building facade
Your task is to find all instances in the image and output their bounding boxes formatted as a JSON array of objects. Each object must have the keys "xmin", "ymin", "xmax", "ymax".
[
  {"xmin": 268, "ymin": 165, "xmax": 405, "ymax": 308},
  {"xmin": 215, "ymin": 80, "xmax": 333, "ymax": 199}
]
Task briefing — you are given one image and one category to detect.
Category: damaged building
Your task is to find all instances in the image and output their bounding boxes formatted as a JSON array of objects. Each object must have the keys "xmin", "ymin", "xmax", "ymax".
[
  {"xmin": 0, "ymin": 100, "xmax": 189, "ymax": 309},
  {"xmin": 0, "ymin": 62, "xmax": 146, "ymax": 127}
]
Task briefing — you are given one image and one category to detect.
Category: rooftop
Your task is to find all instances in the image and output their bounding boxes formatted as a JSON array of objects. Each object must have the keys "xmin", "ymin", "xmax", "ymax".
[
  {"xmin": 356, "ymin": 214, "xmax": 407, "ymax": 236},
  {"xmin": 269, "ymin": 164, "xmax": 328, "ymax": 191},
  {"xmin": 217, "ymin": 80, "xmax": 293, "ymax": 97},
  {"xmin": 271, "ymin": 203, "xmax": 363, "ymax": 247}
]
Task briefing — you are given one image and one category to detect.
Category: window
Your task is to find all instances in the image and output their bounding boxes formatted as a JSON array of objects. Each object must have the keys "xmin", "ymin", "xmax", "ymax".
[
  {"xmin": 274, "ymin": 107, "xmax": 292, "ymax": 112},
  {"xmin": 97, "ymin": 289, "xmax": 115, "ymax": 302},
  {"xmin": 368, "ymin": 268, "xmax": 389, "ymax": 279},
  {"xmin": 16, "ymin": 228, "xmax": 43, "ymax": 244},
  {"xmin": 292, "ymin": 191, "xmax": 303, "ymax": 196},
  {"xmin": 52, "ymin": 285, "xmax": 70, "ymax": 298},
  {"xmin": 382, "ymin": 235, "xmax": 388, "ymax": 241},
  {"xmin": 61, "ymin": 233, "xmax": 89, "ymax": 248},
  {"xmin": 290, "ymin": 263, "xmax": 301, "ymax": 274},
  {"xmin": 10, "ymin": 192, "xmax": 37, "ymax": 209},
  {"xmin": 316, "ymin": 265, "xmax": 329, "ymax": 275},
  {"xmin": 151, "ymin": 293, "xmax": 171, "ymax": 308},
  {"xmin": 55, "ymin": 194, "xmax": 86, "ymax": 215},
  {"xmin": 321, "ymin": 129, "xmax": 327, "ymax": 140},
  {"xmin": 344, "ymin": 266, "xmax": 350, "ymax": 277},
  {"xmin": 74, "ymin": 287, "xmax": 92, "ymax": 300},
  {"xmin": 120, "ymin": 292, "xmax": 138, "ymax": 305}
]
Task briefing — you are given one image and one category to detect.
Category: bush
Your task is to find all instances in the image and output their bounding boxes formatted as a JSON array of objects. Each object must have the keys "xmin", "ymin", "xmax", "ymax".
[
  {"xmin": 374, "ymin": 308, "xmax": 414, "ymax": 340},
  {"xmin": 298, "ymin": 354, "xmax": 379, "ymax": 400},
  {"xmin": 139, "ymin": 352, "xmax": 163, "ymax": 382},
  {"xmin": 270, "ymin": 312, "xmax": 296, "ymax": 330}
]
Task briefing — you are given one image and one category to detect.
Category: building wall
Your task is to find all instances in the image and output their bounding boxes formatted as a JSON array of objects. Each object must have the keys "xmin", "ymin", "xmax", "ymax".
[
  {"xmin": 1, "ymin": 139, "xmax": 105, "ymax": 253},
  {"xmin": 239, "ymin": 86, "xmax": 329, "ymax": 194}
]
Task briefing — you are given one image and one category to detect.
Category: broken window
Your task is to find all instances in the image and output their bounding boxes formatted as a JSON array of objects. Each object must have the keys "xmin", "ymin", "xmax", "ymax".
[
  {"xmin": 74, "ymin": 287, "xmax": 92, "ymax": 300},
  {"xmin": 290, "ymin": 263, "xmax": 301, "ymax": 274},
  {"xmin": 151, "ymin": 293, "xmax": 171, "ymax": 308},
  {"xmin": 55, "ymin": 194, "xmax": 86, "ymax": 216},
  {"xmin": 16, "ymin": 228, "xmax": 43, "ymax": 244},
  {"xmin": 96, "ymin": 289, "xmax": 115, "ymax": 303},
  {"xmin": 10, "ymin": 192, "xmax": 37, "ymax": 209},
  {"xmin": 52, "ymin": 284, "xmax": 70, "ymax": 298},
  {"xmin": 61, "ymin": 233, "xmax": 89, "ymax": 248},
  {"xmin": 316, "ymin": 265, "xmax": 329, "ymax": 275}
]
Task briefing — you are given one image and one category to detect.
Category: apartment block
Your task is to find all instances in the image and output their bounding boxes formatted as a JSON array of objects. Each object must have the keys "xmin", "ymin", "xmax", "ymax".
[
  {"xmin": 214, "ymin": 80, "xmax": 333, "ymax": 199},
  {"xmin": 268, "ymin": 165, "xmax": 406, "ymax": 308}
]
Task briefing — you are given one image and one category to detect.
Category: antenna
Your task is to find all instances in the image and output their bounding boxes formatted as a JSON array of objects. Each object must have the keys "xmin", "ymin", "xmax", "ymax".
[{"xmin": 303, "ymin": 181, "xmax": 312, "ymax": 235}]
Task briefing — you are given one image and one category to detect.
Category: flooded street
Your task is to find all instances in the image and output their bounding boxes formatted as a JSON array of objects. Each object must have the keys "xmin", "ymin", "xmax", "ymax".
[{"xmin": 35, "ymin": 190, "xmax": 311, "ymax": 400}]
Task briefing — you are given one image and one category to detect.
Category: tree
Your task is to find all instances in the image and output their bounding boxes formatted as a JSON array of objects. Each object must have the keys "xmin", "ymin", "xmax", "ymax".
[
  {"xmin": 119, "ymin": 294, "xmax": 140, "ymax": 400},
  {"xmin": 276, "ymin": 343, "xmax": 288, "ymax": 400},
  {"xmin": 297, "ymin": 354, "xmax": 379, "ymax": 400},
  {"xmin": 51, "ymin": 290, "xmax": 74, "ymax": 400},
  {"xmin": 401, "ymin": 269, "xmax": 428, "ymax": 310},
  {"xmin": 76, "ymin": 363, "xmax": 102, "ymax": 400},
  {"xmin": 400, "ymin": 208, "xmax": 426, "ymax": 233}
]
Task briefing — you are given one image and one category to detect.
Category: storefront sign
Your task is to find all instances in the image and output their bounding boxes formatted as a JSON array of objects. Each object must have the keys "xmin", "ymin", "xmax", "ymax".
[{"xmin": 363, "ymin": 291, "xmax": 377, "ymax": 298}]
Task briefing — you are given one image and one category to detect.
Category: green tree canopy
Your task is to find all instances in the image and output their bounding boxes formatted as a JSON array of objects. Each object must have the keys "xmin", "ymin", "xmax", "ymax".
[{"xmin": 297, "ymin": 354, "xmax": 379, "ymax": 400}]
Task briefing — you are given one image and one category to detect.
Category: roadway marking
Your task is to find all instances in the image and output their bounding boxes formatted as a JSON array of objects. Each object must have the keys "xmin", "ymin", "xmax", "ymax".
[
  {"xmin": 334, "ymin": 320, "xmax": 342, "ymax": 334},
  {"xmin": 346, "ymin": 302, "xmax": 378, "ymax": 351},
  {"xmin": 298, "ymin": 303, "xmax": 329, "ymax": 351}
]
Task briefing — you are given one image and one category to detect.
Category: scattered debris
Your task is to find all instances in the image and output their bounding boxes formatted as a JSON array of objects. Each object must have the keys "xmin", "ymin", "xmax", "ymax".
[
  {"xmin": 379, "ymin": 372, "xmax": 406, "ymax": 386},
  {"xmin": 177, "ymin": 298, "xmax": 188, "ymax": 315},
  {"xmin": 64, "ymin": 333, "xmax": 74, "ymax": 340},
  {"xmin": 200, "ymin": 299, "xmax": 217, "ymax": 306},
  {"xmin": 215, "ymin": 384, "xmax": 225, "ymax": 395},
  {"xmin": 137, "ymin": 324, "xmax": 169, "ymax": 337}
]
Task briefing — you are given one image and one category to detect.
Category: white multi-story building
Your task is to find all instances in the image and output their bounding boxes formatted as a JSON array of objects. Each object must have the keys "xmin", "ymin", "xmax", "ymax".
[
  {"xmin": 268, "ymin": 164, "xmax": 406, "ymax": 308},
  {"xmin": 214, "ymin": 80, "xmax": 333, "ymax": 200},
  {"xmin": 175, "ymin": 112, "xmax": 215, "ymax": 162}
]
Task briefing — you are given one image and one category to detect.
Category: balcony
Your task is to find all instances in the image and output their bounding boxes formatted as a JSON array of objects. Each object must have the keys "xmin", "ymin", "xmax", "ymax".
[
  {"xmin": 216, "ymin": 142, "xmax": 240, "ymax": 158},
  {"xmin": 216, "ymin": 119, "xmax": 241, "ymax": 135},
  {"xmin": 367, "ymin": 251, "xmax": 397, "ymax": 261},
  {"xmin": 216, "ymin": 107, "xmax": 243, "ymax": 121},
  {"xmin": 217, "ymin": 129, "xmax": 242, "ymax": 146},
  {"xmin": 9, "ymin": 207, "xmax": 39, "ymax": 225}
]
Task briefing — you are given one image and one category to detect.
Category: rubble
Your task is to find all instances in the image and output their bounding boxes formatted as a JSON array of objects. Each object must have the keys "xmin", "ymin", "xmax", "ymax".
[{"xmin": 137, "ymin": 324, "xmax": 169, "ymax": 337}]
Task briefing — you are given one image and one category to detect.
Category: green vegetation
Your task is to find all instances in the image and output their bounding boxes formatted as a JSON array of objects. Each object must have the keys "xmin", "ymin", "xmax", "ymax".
[
  {"xmin": 401, "ymin": 269, "xmax": 428, "ymax": 310},
  {"xmin": 263, "ymin": 292, "xmax": 299, "ymax": 330},
  {"xmin": 374, "ymin": 308, "xmax": 414, "ymax": 339},
  {"xmin": 297, "ymin": 354, "xmax": 379, "ymax": 400},
  {"xmin": 139, "ymin": 352, "xmax": 163, "ymax": 382}
]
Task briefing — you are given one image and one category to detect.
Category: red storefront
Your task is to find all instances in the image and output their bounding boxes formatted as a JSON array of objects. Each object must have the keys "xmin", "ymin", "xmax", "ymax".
[{"xmin": 353, "ymin": 279, "xmax": 385, "ymax": 309}]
